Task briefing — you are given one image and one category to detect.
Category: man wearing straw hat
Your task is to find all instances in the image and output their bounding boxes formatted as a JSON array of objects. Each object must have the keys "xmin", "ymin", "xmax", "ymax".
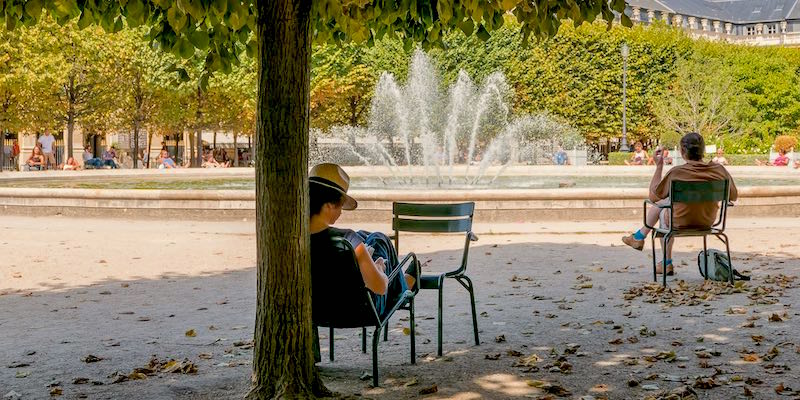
[{"xmin": 308, "ymin": 163, "xmax": 417, "ymax": 316}]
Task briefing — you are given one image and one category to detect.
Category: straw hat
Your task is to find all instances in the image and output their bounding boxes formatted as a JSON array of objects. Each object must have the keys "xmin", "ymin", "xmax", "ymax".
[{"xmin": 309, "ymin": 163, "xmax": 358, "ymax": 210}]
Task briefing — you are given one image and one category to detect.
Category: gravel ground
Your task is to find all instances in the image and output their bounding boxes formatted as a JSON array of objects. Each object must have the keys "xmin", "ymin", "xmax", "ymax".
[{"xmin": 1, "ymin": 215, "xmax": 799, "ymax": 399}]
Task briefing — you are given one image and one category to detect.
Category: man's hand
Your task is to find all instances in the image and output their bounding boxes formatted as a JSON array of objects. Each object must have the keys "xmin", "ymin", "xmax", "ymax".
[
  {"xmin": 374, "ymin": 257, "xmax": 387, "ymax": 273},
  {"xmin": 654, "ymin": 148, "xmax": 664, "ymax": 167}
]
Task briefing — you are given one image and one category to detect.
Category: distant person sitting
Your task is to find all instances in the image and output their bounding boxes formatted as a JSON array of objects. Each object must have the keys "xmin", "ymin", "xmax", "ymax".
[
  {"xmin": 756, "ymin": 149, "xmax": 790, "ymax": 166},
  {"xmin": 25, "ymin": 146, "xmax": 45, "ymax": 171},
  {"xmin": 157, "ymin": 149, "xmax": 178, "ymax": 169},
  {"xmin": 102, "ymin": 146, "xmax": 118, "ymax": 169},
  {"xmin": 624, "ymin": 142, "xmax": 651, "ymax": 165},
  {"xmin": 712, "ymin": 148, "xmax": 728, "ymax": 165},
  {"xmin": 83, "ymin": 145, "xmax": 103, "ymax": 169},
  {"xmin": 553, "ymin": 146, "xmax": 570, "ymax": 165},
  {"xmin": 309, "ymin": 163, "xmax": 417, "ymax": 316},
  {"xmin": 202, "ymin": 152, "xmax": 221, "ymax": 168},
  {"xmin": 62, "ymin": 156, "xmax": 81, "ymax": 170},
  {"xmin": 621, "ymin": 133, "xmax": 738, "ymax": 275}
]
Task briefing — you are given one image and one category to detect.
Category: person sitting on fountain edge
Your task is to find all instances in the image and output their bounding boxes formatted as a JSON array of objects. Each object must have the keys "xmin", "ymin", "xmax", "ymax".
[
  {"xmin": 621, "ymin": 133, "xmax": 738, "ymax": 275},
  {"xmin": 309, "ymin": 163, "xmax": 418, "ymax": 316}
]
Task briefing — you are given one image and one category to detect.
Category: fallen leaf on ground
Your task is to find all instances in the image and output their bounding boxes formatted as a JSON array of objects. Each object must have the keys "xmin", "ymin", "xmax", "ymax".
[
  {"xmin": 72, "ymin": 378, "xmax": 90, "ymax": 384},
  {"xmin": 494, "ymin": 335, "xmax": 506, "ymax": 343},
  {"xmin": 81, "ymin": 355, "xmax": 103, "ymax": 363},
  {"xmin": 741, "ymin": 354, "xmax": 760, "ymax": 362},
  {"xmin": 419, "ymin": 384, "xmax": 438, "ymax": 395},
  {"xmin": 185, "ymin": 329, "xmax": 196, "ymax": 337},
  {"xmin": 693, "ymin": 378, "xmax": 719, "ymax": 389},
  {"xmin": 198, "ymin": 353, "xmax": 213, "ymax": 360},
  {"xmin": 403, "ymin": 377, "xmax": 419, "ymax": 387},
  {"xmin": 49, "ymin": 387, "xmax": 62, "ymax": 396},
  {"xmin": 484, "ymin": 353, "xmax": 501, "ymax": 360},
  {"xmin": 769, "ymin": 313, "xmax": 784, "ymax": 322}
]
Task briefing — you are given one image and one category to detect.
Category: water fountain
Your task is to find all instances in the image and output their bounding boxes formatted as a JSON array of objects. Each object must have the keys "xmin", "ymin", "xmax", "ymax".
[{"xmin": 310, "ymin": 50, "xmax": 583, "ymax": 187}]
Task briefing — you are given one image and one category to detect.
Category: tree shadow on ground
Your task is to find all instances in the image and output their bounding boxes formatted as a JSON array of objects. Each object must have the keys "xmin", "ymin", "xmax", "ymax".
[{"xmin": 1, "ymin": 240, "xmax": 798, "ymax": 399}]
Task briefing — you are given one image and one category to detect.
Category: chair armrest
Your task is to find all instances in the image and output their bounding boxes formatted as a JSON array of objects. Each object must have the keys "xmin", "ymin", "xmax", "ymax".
[
  {"xmin": 468, "ymin": 232, "xmax": 479, "ymax": 241},
  {"xmin": 643, "ymin": 200, "xmax": 671, "ymax": 230}
]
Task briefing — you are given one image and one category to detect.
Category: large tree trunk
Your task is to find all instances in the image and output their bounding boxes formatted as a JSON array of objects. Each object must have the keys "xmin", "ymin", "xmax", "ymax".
[
  {"xmin": 248, "ymin": 0, "xmax": 328, "ymax": 398},
  {"xmin": 196, "ymin": 130, "xmax": 202, "ymax": 167}
]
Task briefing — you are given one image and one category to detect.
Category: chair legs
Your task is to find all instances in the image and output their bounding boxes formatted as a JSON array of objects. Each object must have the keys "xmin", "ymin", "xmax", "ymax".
[
  {"xmin": 372, "ymin": 326, "xmax": 381, "ymax": 387},
  {"xmin": 362, "ymin": 327, "xmax": 367, "ymax": 353},
  {"xmin": 717, "ymin": 233, "xmax": 735, "ymax": 285},
  {"xmin": 462, "ymin": 276, "xmax": 480, "ymax": 347},
  {"xmin": 330, "ymin": 327, "xmax": 335, "ymax": 361},
  {"xmin": 662, "ymin": 233, "xmax": 671, "ymax": 287},
  {"xmin": 651, "ymin": 232, "xmax": 657, "ymax": 282},
  {"xmin": 409, "ymin": 297, "xmax": 416, "ymax": 365},
  {"xmin": 437, "ymin": 280, "xmax": 444, "ymax": 356},
  {"xmin": 702, "ymin": 235, "xmax": 709, "ymax": 280}
]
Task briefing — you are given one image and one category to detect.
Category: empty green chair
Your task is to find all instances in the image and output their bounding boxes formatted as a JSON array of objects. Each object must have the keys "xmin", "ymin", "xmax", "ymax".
[
  {"xmin": 392, "ymin": 202, "xmax": 479, "ymax": 356},
  {"xmin": 311, "ymin": 237, "xmax": 419, "ymax": 387},
  {"xmin": 644, "ymin": 179, "xmax": 733, "ymax": 287}
]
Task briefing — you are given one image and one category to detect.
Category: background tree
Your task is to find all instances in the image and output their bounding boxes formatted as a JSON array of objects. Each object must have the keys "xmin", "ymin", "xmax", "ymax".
[
  {"xmin": 654, "ymin": 53, "xmax": 744, "ymax": 143},
  {"xmin": 21, "ymin": 17, "xmax": 119, "ymax": 157}
]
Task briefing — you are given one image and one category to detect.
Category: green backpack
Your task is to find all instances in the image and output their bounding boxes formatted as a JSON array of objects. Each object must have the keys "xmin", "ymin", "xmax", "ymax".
[{"xmin": 698, "ymin": 249, "xmax": 750, "ymax": 282}]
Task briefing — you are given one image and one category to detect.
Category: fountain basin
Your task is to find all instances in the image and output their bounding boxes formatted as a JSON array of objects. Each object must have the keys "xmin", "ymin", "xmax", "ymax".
[{"xmin": 1, "ymin": 166, "xmax": 799, "ymax": 222}]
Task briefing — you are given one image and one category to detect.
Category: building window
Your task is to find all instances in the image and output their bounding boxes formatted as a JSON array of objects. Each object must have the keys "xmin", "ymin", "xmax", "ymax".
[
  {"xmin": 767, "ymin": 24, "xmax": 777, "ymax": 34},
  {"xmin": 746, "ymin": 26, "xmax": 756, "ymax": 35}
]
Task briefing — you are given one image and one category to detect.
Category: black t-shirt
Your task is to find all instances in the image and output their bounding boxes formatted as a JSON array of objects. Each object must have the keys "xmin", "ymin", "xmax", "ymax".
[{"xmin": 310, "ymin": 228, "xmax": 375, "ymax": 327}]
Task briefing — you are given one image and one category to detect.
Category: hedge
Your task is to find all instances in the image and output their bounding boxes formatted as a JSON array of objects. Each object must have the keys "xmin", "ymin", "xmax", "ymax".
[{"xmin": 608, "ymin": 152, "xmax": 764, "ymax": 166}]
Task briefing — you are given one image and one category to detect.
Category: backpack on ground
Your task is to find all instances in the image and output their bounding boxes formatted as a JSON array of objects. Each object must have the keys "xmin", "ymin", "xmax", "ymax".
[{"xmin": 697, "ymin": 249, "xmax": 750, "ymax": 282}]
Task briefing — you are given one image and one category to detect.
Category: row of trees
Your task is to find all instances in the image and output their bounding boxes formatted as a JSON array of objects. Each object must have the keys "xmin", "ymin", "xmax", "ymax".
[
  {"xmin": 0, "ymin": 17, "xmax": 256, "ymax": 165},
  {"xmin": 311, "ymin": 20, "xmax": 800, "ymax": 153}
]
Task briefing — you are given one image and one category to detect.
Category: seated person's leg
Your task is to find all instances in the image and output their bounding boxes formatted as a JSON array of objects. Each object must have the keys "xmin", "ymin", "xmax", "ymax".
[
  {"xmin": 364, "ymin": 231, "xmax": 417, "ymax": 300},
  {"xmin": 622, "ymin": 198, "xmax": 669, "ymax": 250}
]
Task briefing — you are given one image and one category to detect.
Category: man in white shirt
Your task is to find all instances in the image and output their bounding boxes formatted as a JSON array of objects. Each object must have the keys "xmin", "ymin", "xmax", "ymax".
[{"xmin": 37, "ymin": 129, "xmax": 57, "ymax": 170}]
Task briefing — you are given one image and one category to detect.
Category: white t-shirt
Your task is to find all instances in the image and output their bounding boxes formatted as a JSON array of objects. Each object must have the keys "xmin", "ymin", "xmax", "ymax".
[{"xmin": 38, "ymin": 135, "xmax": 56, "ymax": 153}]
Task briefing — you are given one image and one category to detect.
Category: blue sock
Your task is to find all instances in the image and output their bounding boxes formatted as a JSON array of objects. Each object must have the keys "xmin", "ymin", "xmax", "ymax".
[
  {"xmin": 664, "ymin": 259, "xmax": 672, "ymax": 266},
  {"xmin": 633, "ymin": 230, "xmax": 646, "ymax": 240}
]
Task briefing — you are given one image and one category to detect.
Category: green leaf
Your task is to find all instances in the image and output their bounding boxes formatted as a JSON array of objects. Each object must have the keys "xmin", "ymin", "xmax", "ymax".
[
  {"xmin": 24, "ymin": 0, "xmax": 42, "ymax": 20},
  {"xmin": 77, "ymin": 9, "xmax": 94, "ymax": 29},
  {"xmin": 167, "ymin": 6, "xmax": 187, "ymax": 32},
  {"xmin": 245, "ymin": 39, "xmax": 256, "ymax": 58},
  {"xmin": 211, "ymin": 0, "xmax": 227, "ymax": 16},
  {"xmin": 172, "ymin": 36, "xmax": 195, "ymax": 59},
  {"xmin": 459, "ymin": 18, "xmax": 474, "ymax": 36},
  {"xmin": 476, "ymin": 24, "xmax": 490, "ymax": 40},
  {"xmin": 188, "ymin": 30, "xmax": 210, "ymax": 49}
]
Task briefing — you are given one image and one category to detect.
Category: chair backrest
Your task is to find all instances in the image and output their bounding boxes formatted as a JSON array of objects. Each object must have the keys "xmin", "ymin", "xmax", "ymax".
[
  {"xmin": 392, "ymin": 202, "xmax": 475, "ymax": 275},
  {"xmin": 311, "ymin": 236, "xmax": 380, "ymax": 329},
  {"xmin": 669, "ymin": 179, "xmax": 730, "ymax": 229}
]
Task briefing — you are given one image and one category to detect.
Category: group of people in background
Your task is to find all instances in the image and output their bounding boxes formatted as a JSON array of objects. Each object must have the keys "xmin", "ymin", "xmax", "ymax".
[
  {"xmin": 755, "ymin": 149, "xmax": 800, "ymax": 168},
  {"xmin": 624, "ymin": 141, "xmax": 674, "ymax": 166}
]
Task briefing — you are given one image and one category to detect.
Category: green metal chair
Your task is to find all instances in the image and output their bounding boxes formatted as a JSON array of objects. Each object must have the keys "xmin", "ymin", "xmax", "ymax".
[
  {"xmin": 392, "ymin": 202, "xmax": 479, "ymax": 356},
  {"xmin": 311, "ymin": 237, "xmax": 419, "ymax": 387},
  {"xmin": 644, "ymin": 179, "xmax": 733, "ymax": 287}
]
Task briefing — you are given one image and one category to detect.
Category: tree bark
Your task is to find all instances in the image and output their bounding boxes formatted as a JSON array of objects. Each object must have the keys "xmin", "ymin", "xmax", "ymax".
[
  {"xmin": 133, "ymin": 122, "xmax": 140, "ymax": 169},
  {"xmin": 247, "ymin": 0, "xmax": 329, "ymax": 398},
  {"xmin": 233, "ymin": 131, "xmax": 239, "ymax": 167},
  {"xmin": 66, "ymin": 76, "xmax": 75, "ymax": 159}
]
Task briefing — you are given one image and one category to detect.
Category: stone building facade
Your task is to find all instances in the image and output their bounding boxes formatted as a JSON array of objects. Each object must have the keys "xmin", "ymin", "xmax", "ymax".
[{"xmin": 627, "ymin": 0, "xmax": 800, "ymax": 46}]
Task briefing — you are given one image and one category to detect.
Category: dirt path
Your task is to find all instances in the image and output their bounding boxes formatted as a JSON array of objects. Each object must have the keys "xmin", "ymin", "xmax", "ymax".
[{"xmin": 1, "ymin": 216, "xmax": 799, "ymax": 399}]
